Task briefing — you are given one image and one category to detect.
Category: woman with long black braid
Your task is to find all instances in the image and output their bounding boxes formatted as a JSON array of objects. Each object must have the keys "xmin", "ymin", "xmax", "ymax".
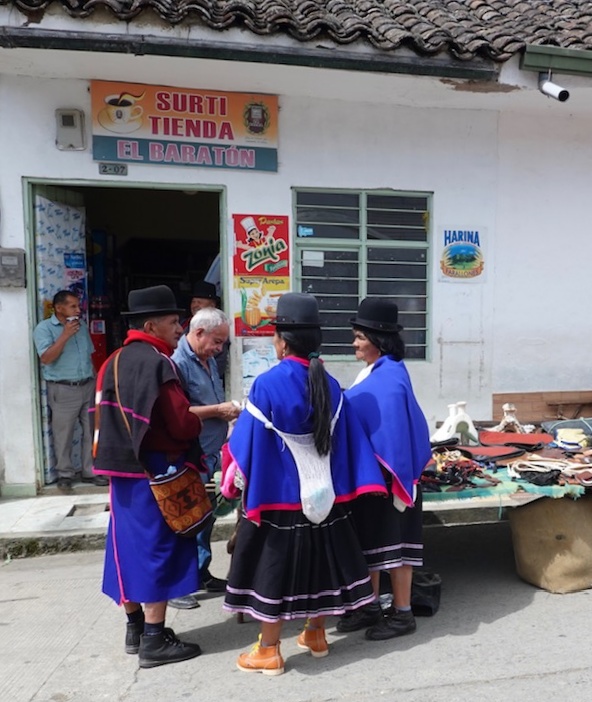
[{"xmin": 221, "ymin": 293, "xmax": 387, "ymax": 675}]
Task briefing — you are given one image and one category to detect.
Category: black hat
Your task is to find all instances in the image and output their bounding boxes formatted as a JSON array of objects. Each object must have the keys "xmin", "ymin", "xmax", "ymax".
[
  {"xmin": 275, "ymin": 293, "xmax": 321, "ymax": 328},
  {"xmin": 122, "ymin": 285, "xmax": 184, "ymax": 317},
  {"xmin": 350, "ymin": 298, "xmax": 403, "ymax": 333},
  {"xmin": 191, "ymin": 281, "xmax": 218, "ymax": 300}
]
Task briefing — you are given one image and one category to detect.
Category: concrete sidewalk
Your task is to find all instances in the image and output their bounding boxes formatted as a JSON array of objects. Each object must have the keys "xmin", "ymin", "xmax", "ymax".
[
  {"xmin": 2, "ymin": 519, "xmax": 592, "ymax": 702},
  {"xmin": 0, "ymin": 488, "xmax": 236, "ymax": 559}
]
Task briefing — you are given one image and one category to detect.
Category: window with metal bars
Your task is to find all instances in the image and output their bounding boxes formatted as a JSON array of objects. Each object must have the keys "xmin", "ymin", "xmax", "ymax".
[{"xmin": 294, "ymin": 189, "xmax": 430, "ymax": 359}]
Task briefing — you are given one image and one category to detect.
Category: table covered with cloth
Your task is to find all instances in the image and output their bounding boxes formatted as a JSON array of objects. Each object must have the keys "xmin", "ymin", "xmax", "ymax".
[{"xmin": 421, "ymin": 437, "xmax": 589, "ymax": 509}]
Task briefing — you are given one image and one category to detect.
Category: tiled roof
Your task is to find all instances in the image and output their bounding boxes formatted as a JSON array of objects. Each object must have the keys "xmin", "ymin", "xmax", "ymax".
[{"xmin": 4, "ymin": 0, "xmax": 592, "ymax": 62}]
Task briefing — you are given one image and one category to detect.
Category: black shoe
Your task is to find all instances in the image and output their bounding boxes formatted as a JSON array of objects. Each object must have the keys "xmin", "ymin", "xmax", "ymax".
[
  {"xmin": 127, "ymin": 622, "xmax": 174, "ymax": 655},
  {"xmin": 365, "ymin": 608, "xmax": 416, "ymax": 641},
  {"xmin": 57, "ymin": 477, "xmax": 73, "ymax": 492},
  {"xmin": 125, "ymin": 618, "xmax": 145, "ymax": 655},
  {"xmin": 336, "ymin": 602, "xmax": 382, "ymax": 633},
  {"xmin": 168, "ymin": 594, "xmax": 201, "ymax": 610},
  {"xmin": 138, "ymin": 629, "xmax": 202, "ymax": 668},
  {"xmin": 81, "ymin": 475, "xmax": 109, "ymax": 487},
  {"xmin": 202, "ymin": 576, "xmax": 227, "ymax": 593}
]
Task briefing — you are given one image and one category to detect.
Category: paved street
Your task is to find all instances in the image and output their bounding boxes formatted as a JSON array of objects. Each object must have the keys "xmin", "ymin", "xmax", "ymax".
[{"xmin": 2, "ymin": 520, "xmax": 592, "ymax": 702}]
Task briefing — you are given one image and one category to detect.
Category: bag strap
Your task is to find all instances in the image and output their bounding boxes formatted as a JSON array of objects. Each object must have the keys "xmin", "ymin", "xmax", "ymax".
[
  {"xmin": 112, "ymin": 349, "xmax": 154, "ymax": 480},
  {"xmin": 113, "ymin": 349, "xmax": 132, "ymax": 438}
]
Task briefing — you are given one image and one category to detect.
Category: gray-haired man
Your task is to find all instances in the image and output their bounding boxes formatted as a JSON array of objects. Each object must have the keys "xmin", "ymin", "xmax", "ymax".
[{"xmin": 170, "ymin": 308, "xmax": 241, "ymax": 608}]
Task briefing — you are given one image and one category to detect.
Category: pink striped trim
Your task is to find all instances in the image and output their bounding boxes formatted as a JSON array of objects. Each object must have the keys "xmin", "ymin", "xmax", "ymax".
[
  {"xmin": 226, "ymin": 575, "xmax": 371, "ymax": 603},
  {"xmin": 245, "ymin": 502, "xmax": 300, "ymax": 525},
  {"xmin": 100, "ymin": 401, "xmax": 150, "ymax": 424},
  {"xmin": 364, "ymin": 542, "xmax": 422, "ymax": 556},
  {"xmin": 334, "ymin": 484, "xmax": 388, "ymax": 503},
  {"xmin": 94, "ymin": 470, "xmax": 145, "ymax": 478},
  {"xmin": 222, "ymin": 591, "xmax": 376, "ymax": 623},
  {"xmin": 376, "ymin": 454, "xmax": 414, "ymax": 507},
  {"xmin": 244, "ymin": 484, "xmax": 388, "ymax": 524},
  {"xmin": 368, "ymin": 557, "xmax": 423, "ymax": 571},
  {"xmin": 108, "ymin": 481, "xmax": 130, "ymax": 605}
]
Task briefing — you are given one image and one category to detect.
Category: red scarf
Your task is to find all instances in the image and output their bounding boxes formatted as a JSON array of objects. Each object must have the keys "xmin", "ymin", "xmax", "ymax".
[{"xmin": 124, "ymin": 329, "xmax": 174, "ymax": 357}]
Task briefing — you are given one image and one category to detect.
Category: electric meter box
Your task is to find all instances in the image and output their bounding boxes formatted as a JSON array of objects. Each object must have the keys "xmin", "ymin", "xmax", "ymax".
[{"xmin": 0, "ymin": 248, "xmax": 26, "ymax": 287}]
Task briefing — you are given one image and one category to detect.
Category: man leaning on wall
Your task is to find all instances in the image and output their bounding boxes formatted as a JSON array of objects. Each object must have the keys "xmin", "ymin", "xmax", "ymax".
[{"xmin": 33, "ymin": 289, "xmax": 108, "ymax": 490}]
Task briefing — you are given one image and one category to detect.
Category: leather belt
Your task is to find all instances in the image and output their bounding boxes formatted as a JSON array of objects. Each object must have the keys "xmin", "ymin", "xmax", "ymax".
[{"xmin": 49, "ymin": 378, "xmax": 93, "ymax": 386}]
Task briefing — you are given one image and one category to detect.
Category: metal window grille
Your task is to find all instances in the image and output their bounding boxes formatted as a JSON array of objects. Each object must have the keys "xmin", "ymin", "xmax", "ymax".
[{"xmin": 294, "ymin": 189, "xmax": 430, "ymax": 359}]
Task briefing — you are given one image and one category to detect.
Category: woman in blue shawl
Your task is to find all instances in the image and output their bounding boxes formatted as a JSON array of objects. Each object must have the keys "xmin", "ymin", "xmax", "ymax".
[
  {"xmin": 338, "ymin": 298, "xmax": 432, "ymax": 641},
  {"xmin": 221, "ymin": 293, "xmax": 387, "ymax": 675}
]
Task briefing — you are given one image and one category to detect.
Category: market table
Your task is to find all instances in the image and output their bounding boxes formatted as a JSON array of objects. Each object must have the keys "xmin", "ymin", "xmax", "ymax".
[
  {"xmin": 422, "ymin": 463, "xmax": 591, "ymax": 594},
  {"xmin": 422, "ymin": 464, "xmax": 585, "ymax": 511}
]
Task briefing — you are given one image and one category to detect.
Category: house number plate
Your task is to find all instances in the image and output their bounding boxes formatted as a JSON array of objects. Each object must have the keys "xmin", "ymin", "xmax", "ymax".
[{"xmin": 98, "ymin": 163, "xmax": 128, "ymax": 176}]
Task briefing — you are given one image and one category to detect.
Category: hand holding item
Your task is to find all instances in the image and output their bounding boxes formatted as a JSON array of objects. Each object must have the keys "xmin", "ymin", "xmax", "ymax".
[
  {"xmin": 219, "ymin": 401, "xmax": 242, "ymax": 421},
  {"xmin": 63, "ymin": 316, "xmax": 81, "ymax": 338}
]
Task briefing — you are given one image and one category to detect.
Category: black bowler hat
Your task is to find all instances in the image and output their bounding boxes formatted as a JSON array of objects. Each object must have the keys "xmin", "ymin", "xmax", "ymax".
[
  {"xmin": 122, "ymin": 285, "xmax": 184, "ymax": 317},
  {"xmin": 275, "ymin": 293, "xmax": 321, "ymax": 328},
  {"xmin": 192, "ymin": 280, "xmax": 218, "ymax": 300},
  {"xmin": 350, "ymin": 298, "xmax": 403, "ymax": 333}
]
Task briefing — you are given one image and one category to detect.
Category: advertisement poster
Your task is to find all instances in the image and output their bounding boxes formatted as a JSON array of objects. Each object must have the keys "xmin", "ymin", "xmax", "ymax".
[
  {"xmin": 241, "ymin": 337, "xmax": 280, "ymax": 396},
  {"xmin": 233, "ymin": 214, "xmax": 290, "ymax": 336},
  {"xmin": 63, "ymin": 252, "xmax": 89, "ymax": 315},
  {"xmin": 438, "ymin": 226, "xmax": 486, "ymax": 282},
  {"xmin": 90, "ymin": 81, "xmax": 278, "ymax": 172}
]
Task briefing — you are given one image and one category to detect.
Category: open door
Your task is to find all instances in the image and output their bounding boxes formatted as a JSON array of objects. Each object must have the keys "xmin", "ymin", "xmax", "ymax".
[{"xmin": 33, "ymin": 185, "xmax": 88, "ymax": 485}]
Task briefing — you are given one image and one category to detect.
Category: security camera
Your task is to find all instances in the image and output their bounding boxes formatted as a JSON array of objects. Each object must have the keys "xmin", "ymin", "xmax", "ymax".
[{"xmin": 538, "ymin": 73, "xmax": 569, "ymax": 102}]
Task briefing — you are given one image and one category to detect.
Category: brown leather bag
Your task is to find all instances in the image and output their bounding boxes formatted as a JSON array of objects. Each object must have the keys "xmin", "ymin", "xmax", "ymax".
[{"xmin": 147, "ymin": 465, "xmax": 213, "ymax": 538}]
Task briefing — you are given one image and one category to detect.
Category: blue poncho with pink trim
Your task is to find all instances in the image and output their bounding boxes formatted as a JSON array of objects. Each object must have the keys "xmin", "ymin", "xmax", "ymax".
[
  {"xmin": 227, "ymin": 358, "xmax": 387, "ymax": 525},
  {"xmin": 345, "ymin": 355, "xmax": 431, "ymax": 507}
]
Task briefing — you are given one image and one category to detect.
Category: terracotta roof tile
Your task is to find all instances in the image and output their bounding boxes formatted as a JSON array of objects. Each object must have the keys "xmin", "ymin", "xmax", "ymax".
[{"xmin": 3, "ymin": 0, "xmax": 592, "ymax": 62}]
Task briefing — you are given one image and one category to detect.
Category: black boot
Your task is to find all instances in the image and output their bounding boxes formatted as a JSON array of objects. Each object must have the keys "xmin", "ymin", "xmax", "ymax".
[
  {"xmin": 365, "ymin": 608, "xmax": 416, "ymax": 641},
  {"xmin": 126, "ymin": 621, "xmax": 175, "ymax": 655},
  {"xmin": 139, "ymin": 629, "xmax": 202, "ymax": 668},
  {"xmin": 336, "ymin": 602, "xmax": 382, "ymax": 633},
  {"xmin": 125, "ymin": 610, "xmax": 145, "ymax": 654},
  {"xmin": 126, "ymin": 620, "xmax": 143, "ymax": 655}
]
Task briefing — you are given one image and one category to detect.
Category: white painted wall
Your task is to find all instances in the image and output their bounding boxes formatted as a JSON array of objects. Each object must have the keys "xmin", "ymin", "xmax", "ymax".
[
  {"xmin": 0, "ymin": 62, "xmax": 590, "ymax": 493},
  {"xmin": 494, "ymin": 110, "xmax": 592, "ymax": 391}
]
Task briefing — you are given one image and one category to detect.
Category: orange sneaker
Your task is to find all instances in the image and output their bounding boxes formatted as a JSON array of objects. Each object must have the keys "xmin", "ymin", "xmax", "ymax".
[
  {"xmin": 297, "ymin": 621, "xmax": 329, "ymax": 658},
  {"xmin": 237, "ymin": 635, "xmax": 285, "ymax": 676}
]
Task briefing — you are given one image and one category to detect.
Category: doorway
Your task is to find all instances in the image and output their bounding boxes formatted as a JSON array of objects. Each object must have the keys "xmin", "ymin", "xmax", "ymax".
[{"xmin": 31, "ymin": 182, "xmax": 223, "ymax": 484}]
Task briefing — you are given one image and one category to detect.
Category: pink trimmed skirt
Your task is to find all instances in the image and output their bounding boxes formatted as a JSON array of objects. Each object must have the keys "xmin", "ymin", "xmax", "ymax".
[
  {"xmin": 102, "ymin": 476, "xmax": 199, "ymax": 604},
  {"xmin": 223, "ymin": 504, "xmax": 374, "ymax": 623}
]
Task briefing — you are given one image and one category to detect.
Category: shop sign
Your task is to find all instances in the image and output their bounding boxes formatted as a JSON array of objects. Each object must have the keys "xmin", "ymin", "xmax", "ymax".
[
  {"xmin": 232, "ymin": 214, "xmax": 290, "ymax": 336},
  {"xmin": 90, "ymin": 81, "xmax": 278, "ymax": 172},
  {"xmin": 438, "ymin": 226, "xmax": 486, "ymax": 282}
]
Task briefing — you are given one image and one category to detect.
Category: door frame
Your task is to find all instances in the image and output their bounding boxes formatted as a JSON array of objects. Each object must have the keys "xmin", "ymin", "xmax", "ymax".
[{"xmin": 23, "ymin": 176, "xmax": 227, "ymax": 487}]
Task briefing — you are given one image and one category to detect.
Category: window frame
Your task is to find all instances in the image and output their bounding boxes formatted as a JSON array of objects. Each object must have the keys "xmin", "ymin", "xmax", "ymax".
[{"xmin": 292, "ymin": 187, "xmax": 432, "ymax": 361}]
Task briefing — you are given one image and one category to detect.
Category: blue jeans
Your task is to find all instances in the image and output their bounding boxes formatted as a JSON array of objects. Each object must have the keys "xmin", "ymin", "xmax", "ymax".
[
  {"xmin": 197, "ymin": 493, "xmax": 216, "ymax": 579},
  {"xmin": 197, "ymin": 453, "xmax": 219, "ymax": 581}
]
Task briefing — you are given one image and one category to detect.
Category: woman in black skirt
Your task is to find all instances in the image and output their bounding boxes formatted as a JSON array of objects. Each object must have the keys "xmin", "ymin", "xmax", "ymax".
[
  {"xmin": 221, "ymin": 293, "xmax": 388, "ymax": 675},
  {"xmin": 340, "ymin": 297, "xmax": 432, "ymax": 641}
]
